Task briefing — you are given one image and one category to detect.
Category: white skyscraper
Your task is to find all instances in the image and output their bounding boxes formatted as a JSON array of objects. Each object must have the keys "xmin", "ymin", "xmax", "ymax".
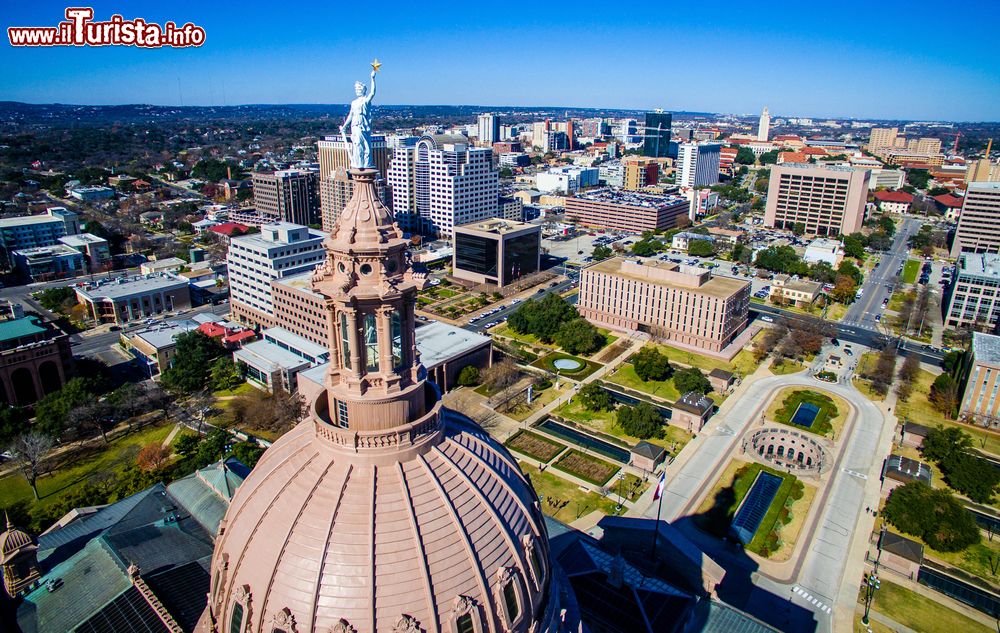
[
  {"xmin": 387, "ymin": 133, "xmax": 499, "ymax": 237},
  {"xmin": 477, "ymin": 113, "xmax": 499, "ymax": 145},
  {"xmin": 676, "ymin": 142, "xmax": 722, "ymax": 188},
  {"xmin": 758, "ymin": 106, "xmax": 771, "ymax": 141}
]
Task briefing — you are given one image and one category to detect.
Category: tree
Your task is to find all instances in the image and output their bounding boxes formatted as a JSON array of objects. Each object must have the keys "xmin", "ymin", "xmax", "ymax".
[
  {"xmin": 807, "ymin": 261, "xmax": 837, "ymax": 284},
  {"xmin": 837, "ymin": 260, "xmax": 863, "ymax": 285},
  {"xmin": 921, "ymin": 426, "xmax": 973, "ymax": 463},
  {"xmin": 229, "ymin": 385, "xmax": 306, "ymax": 436},
  {"xmin": 829, "ymin": 275, "xmax": 857, "ymax": 304},
  {"xmin": 481, "ymin": 358, "xmax": 520, "ymax": 393},
  {"xmin": 883, "ymin": 482, "xmax": 979, "ymax": 552},
  {"xmin": 0, "ymin": 406, "xmax": 29, "ymax": 447},
  {"xmin": 906, "ymin": 169, "xmax": 931, "ymax": 190},
  {"xmin": 942, "ymin": 350, "xmax": 964, "ymax": 375},
  {"xmin": 631, "ymin": 238, "xmax": 662, "ymax": 257},
  {"xmin": 943, "ymin": 452, "xmax": 1000, "ymax": 503},
  {"xmin": 673, "ymin": 367, "xmax": 712, "ymax": 394},
  {"xmin": 632, "ymin": 347, "xmax": 672, "ymax": 382},
  {"xmin": 33, "ymin": 377, "xmax": 98, "ymax": 439},
  {"xmin": 210, "ymin": 357, "xmax": 244, "ymax": 392},
  {"xmin": 578, "ymin": 383, "xmax": 614, "ymax": 412},
  {"xmin": 687, "ymin": 239, "xmax": 716, "ymax": 257},
  {"xmin": 842, "ymin": 233, "xmax": 866, "ymax": 259},
  {"xmin": 136, "ymin": 442, "xmax": 170, "ymax": 472},
  {"xmin": 107, "ymin": 383, "xmax": 145, "ymax": 430},
  {"xmin": 499, "ymin": 167, "xmax": 513, "ymax": 178},
  {"xmin": 929, "ymin": 373, "xmax": 959, "ymax": 418},
  {"xmin": 753, "ymin": 177, "xmax": 769, "ymax": 193},
  {"xmin": 508, "ymin": 294, "xmax": 578, "ymax": 344},
  {"xmin": 8, "ymin": 432, "xmax": 53, "ymax": 500},
  {"xmin": 592, "ymin": 245, "xmax": 613, "ymax": 261},
  {"xmin": 68, "ymin": 401, "xmax": 114, "ymax": 444},
  {"xmin": 615, "ymin": 402, "xmax": 663, "ymax": 439},
  {"xmin": 35, "ymin": 286, "xmax": 76, "ymax": 312},
  {"xmin": 229, "ymin": 441, "xmax": 266, "ymax": 469},
  {"xmin": 174, "ymin": 433, "xmax": 201, "ymax": 457},
  {"xmin": 555, "ymin": 318, "xmax": 603, "ymax": 355},
  {"xmin": 758, "ymin": 150, "xmax": 780, "ymax": 165},
  {"xmin": 734, "ymin": 146, "xmax": 755, "ymax": 164},
  {"xmin": 160, "ymin": 331, "xmax": 227, "ymax": 394},
  {"xmin": 457, "ymin": 365, "xmax": 480, "ymax": 387},
  {"xmin": 869, "ymin": 345, "xmax": 897, "ymax": 396}
]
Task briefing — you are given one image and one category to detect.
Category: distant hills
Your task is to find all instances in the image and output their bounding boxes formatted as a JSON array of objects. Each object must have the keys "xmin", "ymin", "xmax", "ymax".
[{"xmin": 0, "ymin": 101, "xmax": 719, "ymax": 126}]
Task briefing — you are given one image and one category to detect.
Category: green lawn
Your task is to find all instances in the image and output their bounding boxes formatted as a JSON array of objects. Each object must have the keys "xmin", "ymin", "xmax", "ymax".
[
  {"xmin": 862, "ymin": 578, "xmax": 992, "ymax": 633},
  {"xmin": 897, "ymin": 369, "xmax": 1000, "ymax": 457},
  {"xmin": 643, "ymin": 340, "xmax": 760, "ymax": 378},
  {"xmin": 518, "ymin": 460, "xmax": 621, "ymax": 523},
  {"xmin": 551, "ymin": 398, "xmax": 693, "ymax": 458},
  {"xmin": 606, "ymin": 364, "xmax": 681, "ymax": 401},
  {"xmin": 695, "ymin": 460, "xmax": 802, "ymax": 557},
  {"xmin": 213, "ymin": 383, "xmax": 256, "ymax": 398},
  {"xmin": 770, "ymin": 358, "xmax": 804, "ymax": 375},
  {"xmin": 771, "ymin": 390, "xmax": 838, "ymax": 437},
  {"xmin": 853, "ymin": 352, "xmax": 887, "ymax": 402},
  {"xmin": 0, "ymin": 422, "xmax": 177, "ymax": 520},
  {"xmin": 902, "ymin": 259, "xmax": 920, "ymax": 284}
]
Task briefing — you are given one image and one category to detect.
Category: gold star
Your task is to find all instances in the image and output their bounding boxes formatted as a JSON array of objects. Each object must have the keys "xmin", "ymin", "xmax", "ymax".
[{"xmin": 371, "ymin": 58, "xmax": 382, "ymax": 73}]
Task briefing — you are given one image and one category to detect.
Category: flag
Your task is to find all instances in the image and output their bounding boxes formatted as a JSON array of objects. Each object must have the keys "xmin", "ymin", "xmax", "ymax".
[{"xmin": 653, "ymin": 471, "xmax": 666, "ymax": 501}]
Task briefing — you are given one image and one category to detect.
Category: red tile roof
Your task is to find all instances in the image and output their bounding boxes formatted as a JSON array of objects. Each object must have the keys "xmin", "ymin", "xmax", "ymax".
[
  {"xmin": 932, "ymin": 193, "xmax": 963, "ymax": 208},
  {"xmin": 800, "ymin": 147, "xmax": 828, "ymax": 156},
  {"xmin": 779, "ymin": 151, "xmax": 808, "ymax": 163},
  {"xmin": 209, "ymin": 222, "xmax": 249, "ymax": 236},
  {"xmin": 874, "ymin": 190, "xmax": 914, "ymax": 203}
]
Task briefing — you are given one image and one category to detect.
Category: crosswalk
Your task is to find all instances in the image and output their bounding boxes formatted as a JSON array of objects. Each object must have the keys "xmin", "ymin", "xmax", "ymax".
[{"xmin": 792, "ymin": 585, "xmax": 833, "ymax": 614}]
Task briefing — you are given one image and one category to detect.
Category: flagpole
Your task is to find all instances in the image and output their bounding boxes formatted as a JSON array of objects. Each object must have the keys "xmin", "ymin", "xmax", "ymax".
[
  {"xmin": 651, "ymin": 488, "xmax": 664, "ymax": 559},
  {"xmin": 651, "ymin": 473, "xmax": 665, "ymax": 559}
]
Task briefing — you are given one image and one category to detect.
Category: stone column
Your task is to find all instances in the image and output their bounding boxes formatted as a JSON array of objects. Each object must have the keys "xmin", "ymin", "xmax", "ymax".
[
  {"xmin": 327, "ymin": 302, "xmax": 341, "ymax": 369},
  {"xmin": 377, "ymin": 307, "xmax": 393, "ymax": 375},
  {"xmin": 346, "ymin": 310, "xmax": 363, "ymax": 380}
]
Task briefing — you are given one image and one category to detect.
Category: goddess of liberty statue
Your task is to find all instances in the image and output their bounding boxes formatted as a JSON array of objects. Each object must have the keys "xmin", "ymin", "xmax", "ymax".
[{"xmin": 340, "ymin": 60, "xmax": 380, "ymax": 169}]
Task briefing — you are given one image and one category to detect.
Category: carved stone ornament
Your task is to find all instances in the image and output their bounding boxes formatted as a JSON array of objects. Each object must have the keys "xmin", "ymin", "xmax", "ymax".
[
  {"xmin": 272, "ymin": 608, "xmax": 296, "ymax": 633},
  {"xmin": 452, "ymin": 594, "xmax": 476, "ymax": 616},
  {"xmin": 393, "ymin": 614, "xmax": 421, "ymax": 633},
  {"xmin": 233, "ymin": 584, "xmax": 250, "ymax": 604},
  {"xmin": 330, "ymin": 619, "xmax": 357, "ymax": 633}
]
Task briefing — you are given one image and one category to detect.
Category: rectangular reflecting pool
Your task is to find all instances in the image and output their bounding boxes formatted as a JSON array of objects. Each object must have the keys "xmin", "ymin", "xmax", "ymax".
[
  {"xmin": 731, "ymin": 471, "xmax": 782, "ymax": 545},
  {"xmin": 537, "ymin": 418, "xmax": 631, "ymax": 464},
  {"xmin": 790, "ymin": 402, "xmax": 820, "ymax": 428}
]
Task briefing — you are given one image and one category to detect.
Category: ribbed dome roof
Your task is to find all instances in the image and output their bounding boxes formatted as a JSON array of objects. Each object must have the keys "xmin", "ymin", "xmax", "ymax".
[
  {"xmin": 0, "ymin": 516, "xmax": 34, "ymax": 564},
  {"xmin": 208, "ymin": 409, "xmax": 553, "ymax": 633}
]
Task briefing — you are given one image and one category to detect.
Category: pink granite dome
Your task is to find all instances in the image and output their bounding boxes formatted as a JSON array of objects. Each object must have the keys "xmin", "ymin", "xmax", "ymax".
[{"xmin": 206, "ymin": 408, "xmax": 555, "ymax": 633}]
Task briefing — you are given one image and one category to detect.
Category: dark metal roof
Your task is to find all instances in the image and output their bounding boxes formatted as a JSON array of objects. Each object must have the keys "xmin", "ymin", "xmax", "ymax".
[
  {"xmin": 673, "ymin": 391, "xmax": 714, "ymax": 415},
  {"xmin": 631, "ymin": 441, "xmax": 666, "ymax": 460},
  {"xmin": 75, "ymin": 586, "xmax": 171, "ymax": 633},
  {"xmin": 880, "ymin": 531, "xmax": 924, "ymax": 564},
  {"xmin": 708, "ymin": 368, "xmax": 734, "ymax": 380},
  {"xmin": 884, "ymin": 454, "xmax": 933, "ymax": 484}
]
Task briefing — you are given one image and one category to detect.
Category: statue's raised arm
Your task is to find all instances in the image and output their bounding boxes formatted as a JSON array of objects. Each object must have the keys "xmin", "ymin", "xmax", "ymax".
[{"xmin": 366, "ymin": 69, "xmax": 377, "ymax": 103}]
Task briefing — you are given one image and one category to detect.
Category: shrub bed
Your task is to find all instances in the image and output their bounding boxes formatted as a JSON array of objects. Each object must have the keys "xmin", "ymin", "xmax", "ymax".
[
  {"xmin": 552, "ymin": 449, "xmax": 618, "ymax": 486},
  {"xmin": 504, "ymin": 430, "xmax": 566, "ymax": 463}
]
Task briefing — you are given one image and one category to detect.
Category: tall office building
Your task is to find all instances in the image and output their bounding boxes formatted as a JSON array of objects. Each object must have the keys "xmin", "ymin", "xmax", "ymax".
[
  {"xmin": 386, "ymin": 133, "xmax": 498, "ymax": 237},
  {"xmin": 868, "ymin": 127, "xmax": 898, "ymax": 151},
  {"xmin": 227, "ymin": 222, "xmax": 327, "ymax": 329},
  {"xmin": 676, "ymin": 142, "xmax": 722, "ymax": 188},
  {"xmin": 908, "ymin": 137, "xmax": 942, "ymax": 154},
  {"xmin": 477, "ymin": 112, "xmax": 499, "ymax": 145},
  {"xmin": 317, "ymin": 134, "xmax": 390, "ymax": 231},
  {"xmin": 642, "ymin": 111, "xmax": 672, "ymax": 158},
  {"xmin": 951, "ymin": 182, "xmax": 1000, "ymax": 256},
  {"xmin": 763, "ymin": 163, "xmax": 869, "ymax": 236},
  {"xmin": 251, "ymin": 169, "xmax": 320, "ymax": 226},
  {"xmin": 757, "ymin": 107, "xmax": 770, "ymax": 142}
]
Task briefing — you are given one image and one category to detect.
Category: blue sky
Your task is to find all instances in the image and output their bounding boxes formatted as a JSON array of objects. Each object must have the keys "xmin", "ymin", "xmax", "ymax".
[{"xmin": 2, "ymin": 1, "xmax": 998, "ymax": 121}]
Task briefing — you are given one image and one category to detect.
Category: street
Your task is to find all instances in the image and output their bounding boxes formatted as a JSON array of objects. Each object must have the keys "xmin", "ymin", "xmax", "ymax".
[{"xmin": 842, "ymin": 217, "xmax": 921, "ymax": 328}]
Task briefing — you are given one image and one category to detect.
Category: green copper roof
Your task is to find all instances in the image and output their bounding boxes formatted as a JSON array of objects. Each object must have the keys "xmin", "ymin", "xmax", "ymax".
[{"xmin": 0, "ymin": 316, "xmax": 46, "ymax": 344}]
